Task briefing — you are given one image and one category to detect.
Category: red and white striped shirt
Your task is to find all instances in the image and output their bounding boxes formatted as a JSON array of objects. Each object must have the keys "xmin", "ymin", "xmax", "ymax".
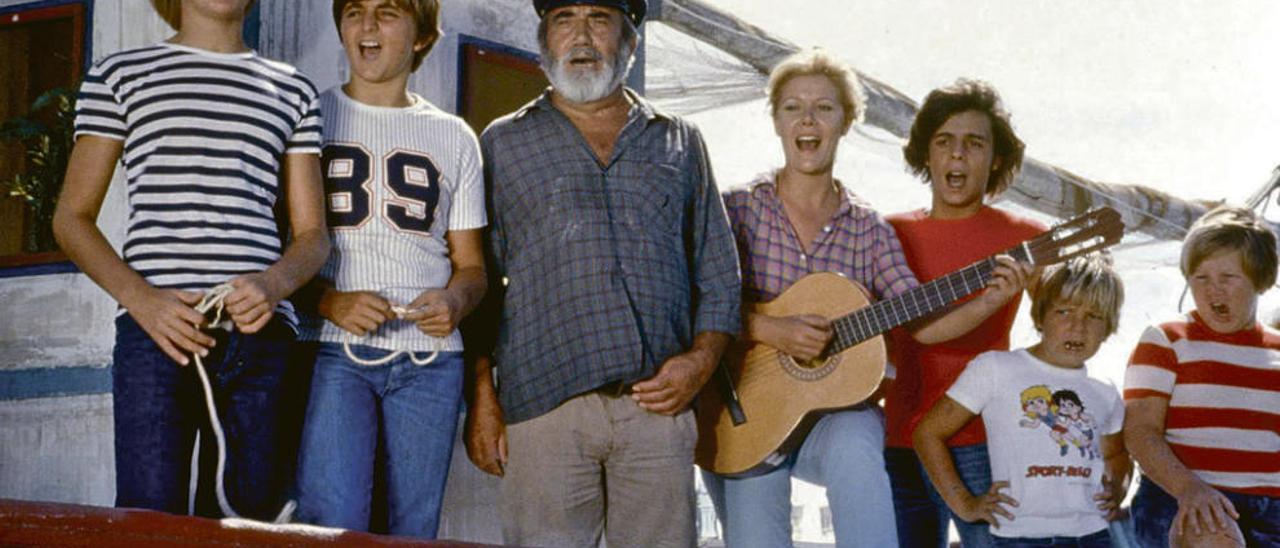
[{"xmin": 1124, "ymin": 312, "xmax": 1280, "ymax": 496}]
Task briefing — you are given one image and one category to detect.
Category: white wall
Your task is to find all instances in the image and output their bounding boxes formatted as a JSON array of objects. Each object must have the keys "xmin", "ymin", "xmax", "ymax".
[
  {"xmin": 0, "ymin": 0, "xmax": 173, "ymax": 507},
  {"xmin": 0, "ymin": 395, "xmax": 114, "ymax": 505}
]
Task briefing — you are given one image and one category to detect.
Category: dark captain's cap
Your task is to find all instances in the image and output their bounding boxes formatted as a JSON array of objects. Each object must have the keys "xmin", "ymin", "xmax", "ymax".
[{"xmin": 532, "ymin": 0, "xmax": 647, "ymax": 26}]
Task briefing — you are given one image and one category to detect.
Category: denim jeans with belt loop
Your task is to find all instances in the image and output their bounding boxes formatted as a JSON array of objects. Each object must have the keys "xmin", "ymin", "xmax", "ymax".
[
  {"xmin": 112, "ymin": 313, "xmax": 294, "ymax": 519},
  {"xmin": 295, "ymin": 342, "xmax": 463, "ymax": 539}
]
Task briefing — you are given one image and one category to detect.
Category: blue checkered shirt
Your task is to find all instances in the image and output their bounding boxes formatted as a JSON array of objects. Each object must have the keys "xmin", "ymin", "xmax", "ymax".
[{"xmin": 480, "ymin": 89, "xmax": 741, "ymax": 423}]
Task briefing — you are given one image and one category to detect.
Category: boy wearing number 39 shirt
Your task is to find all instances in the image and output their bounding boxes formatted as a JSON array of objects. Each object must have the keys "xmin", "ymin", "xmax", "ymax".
[{"xmin": 294, "ymin": 0, "xmax": 487, "ymax": 539}]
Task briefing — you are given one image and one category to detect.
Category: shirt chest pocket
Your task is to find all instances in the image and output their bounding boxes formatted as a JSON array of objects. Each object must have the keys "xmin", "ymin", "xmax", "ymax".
[
  {"xmin": 537, "ymin": 180, "xmax": 607, "ymax": 245},
  {"xmin": 611, "ymin": 162, "xmax": 685, "ymax": 238}
]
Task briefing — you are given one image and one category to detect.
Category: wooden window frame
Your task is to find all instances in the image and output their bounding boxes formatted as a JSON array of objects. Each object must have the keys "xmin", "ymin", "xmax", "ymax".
[
  {"xmin": 455, "ymin": 34, "xmax": 543, "ymax": 136},
  {"xmin": 0, "ymin": 0, "xmax": 91, "ymax": 277}
]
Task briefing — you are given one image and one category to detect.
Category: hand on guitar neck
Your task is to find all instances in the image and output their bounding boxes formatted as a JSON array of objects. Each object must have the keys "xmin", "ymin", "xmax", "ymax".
[
  {"xmin": 747, "ymin": 255, "xmax": 1032, "ymax": 362},
  {"xmin": 910, "ymin": 254, "xmax": 1036, "ymax": 345}
]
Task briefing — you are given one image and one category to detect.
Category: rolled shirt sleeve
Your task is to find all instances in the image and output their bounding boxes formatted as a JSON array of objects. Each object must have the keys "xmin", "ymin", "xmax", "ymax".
[{"xmin": 686, "ymin": 125, "xmax": 741, "ymax": 337}]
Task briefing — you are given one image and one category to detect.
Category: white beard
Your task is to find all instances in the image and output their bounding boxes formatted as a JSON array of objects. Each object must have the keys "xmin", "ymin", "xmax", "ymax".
[{"xmin": 542, "ymin": 43, "xmax": 633, "ymax": 103}]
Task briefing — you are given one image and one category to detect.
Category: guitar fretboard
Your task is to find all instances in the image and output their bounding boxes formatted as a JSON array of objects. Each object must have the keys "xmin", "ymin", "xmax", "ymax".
[{"xmin": 829, "ymin": 244, "xmax": 1031, "ymax": 353}]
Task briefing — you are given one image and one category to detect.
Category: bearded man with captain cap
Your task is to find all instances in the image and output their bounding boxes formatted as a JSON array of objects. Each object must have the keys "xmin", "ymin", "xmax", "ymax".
[{"xmin": 463, "ymin": 0, "xmax": 741, "ymax": 545}]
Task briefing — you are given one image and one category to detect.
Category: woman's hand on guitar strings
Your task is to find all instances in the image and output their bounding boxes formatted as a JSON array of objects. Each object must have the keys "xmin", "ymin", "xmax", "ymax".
[{"xmin": 756, "ymin": 314, "xmax": 833, "ymax": 362}]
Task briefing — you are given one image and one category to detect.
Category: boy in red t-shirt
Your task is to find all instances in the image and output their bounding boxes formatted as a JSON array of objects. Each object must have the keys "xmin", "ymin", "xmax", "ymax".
[{"xmin": 883, "ymin": 79, "xmax": 1046, "ymax": 547}]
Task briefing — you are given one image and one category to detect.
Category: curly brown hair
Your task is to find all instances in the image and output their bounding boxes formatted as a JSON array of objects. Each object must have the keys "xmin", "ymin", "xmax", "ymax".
[{"xmin": 903, "ymin": 79, "xmax": 1024, "ymax": 198}]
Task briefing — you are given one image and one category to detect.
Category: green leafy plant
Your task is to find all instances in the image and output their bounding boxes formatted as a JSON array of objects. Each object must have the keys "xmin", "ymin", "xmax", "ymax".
[{"xmin": 2, "ymin": 87, "xmax": 76, "ymax": 254}]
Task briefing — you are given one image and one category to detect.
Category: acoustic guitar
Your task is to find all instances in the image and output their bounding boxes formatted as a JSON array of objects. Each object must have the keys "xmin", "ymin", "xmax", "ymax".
[{"xmin": 696, "ymin": 207, "xmax": 1124, "ymax": 476}]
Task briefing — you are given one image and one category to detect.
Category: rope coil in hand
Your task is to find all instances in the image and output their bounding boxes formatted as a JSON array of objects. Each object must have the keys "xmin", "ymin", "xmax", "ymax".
[
  {"xmin": 192, "ymin": 283, "xmax": 295, "ymax": 523},
  {"xmin": 341, "ymin": 303, "xmax": 438, "ymax": 366}
]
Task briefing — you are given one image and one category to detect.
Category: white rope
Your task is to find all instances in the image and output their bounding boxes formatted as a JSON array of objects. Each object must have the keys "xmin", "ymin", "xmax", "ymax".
[
  {"xmin": 340, "ymin": 304, "xmax": 439, "ymax": 366},
  {"xmin": 191, "ymin": 283, "xmax": 295, "ymax": 524}
]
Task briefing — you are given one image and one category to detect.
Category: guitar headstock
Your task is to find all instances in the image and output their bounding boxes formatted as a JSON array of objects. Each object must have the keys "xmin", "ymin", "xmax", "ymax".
[{"xmin": 1026, "ymin": 207, "xmax": 1125, "ymax": 266}]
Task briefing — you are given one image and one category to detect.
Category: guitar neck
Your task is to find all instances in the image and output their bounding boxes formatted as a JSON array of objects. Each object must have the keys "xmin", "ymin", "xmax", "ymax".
[{"xmin": 828, "ymin": 243, "xmax": 1031, "ymax": 354}]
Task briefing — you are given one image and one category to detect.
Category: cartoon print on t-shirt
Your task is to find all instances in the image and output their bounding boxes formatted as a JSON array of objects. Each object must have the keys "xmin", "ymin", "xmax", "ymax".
[
  {"xmin": 1052, "ymin": 389, "xmax": 1099, "ymax": 459},
  {"xmin": 1017, "ymin": 384, "xmax": 1100, "ymax": 460},
  {"xmin": 1017, "ymin": 384, "xmax": 1071, "ymax": 456}
]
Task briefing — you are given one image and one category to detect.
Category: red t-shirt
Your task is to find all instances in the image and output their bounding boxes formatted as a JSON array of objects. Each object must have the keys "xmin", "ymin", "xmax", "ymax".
[
  {"xmin": 1124, "ymin": 313, "xmax": 1280, "ymax": 497},
  {"xmin": 884, "ymin": 206, "xmax": 1046, "ymax": 448}
]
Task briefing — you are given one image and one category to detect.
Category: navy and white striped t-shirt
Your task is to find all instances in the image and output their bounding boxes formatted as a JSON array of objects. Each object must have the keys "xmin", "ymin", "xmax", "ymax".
[{"xmin": 74, "ymin": 42, "xmax": 322, "ymax": 327}]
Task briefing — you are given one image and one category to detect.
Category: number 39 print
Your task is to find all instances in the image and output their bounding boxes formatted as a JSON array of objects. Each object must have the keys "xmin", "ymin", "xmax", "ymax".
[{"xmin": 321, "ymin": 143, "xmax": 442, "ymax": 235}]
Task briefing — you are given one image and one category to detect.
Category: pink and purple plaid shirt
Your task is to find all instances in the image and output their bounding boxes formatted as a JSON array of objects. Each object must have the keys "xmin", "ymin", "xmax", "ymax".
[{"xmin": 723, "ymin": 171, "xmax": 920, "ymax": 306}]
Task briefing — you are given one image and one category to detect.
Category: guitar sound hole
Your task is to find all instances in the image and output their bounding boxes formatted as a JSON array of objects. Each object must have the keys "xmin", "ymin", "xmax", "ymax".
[
  {"xmin": 794, "ymin": 356, "xmax": 826, "ymax": 369},
  {"xmin": 778, "ymin": 353, "xmax": 840, "ymax": 381}
]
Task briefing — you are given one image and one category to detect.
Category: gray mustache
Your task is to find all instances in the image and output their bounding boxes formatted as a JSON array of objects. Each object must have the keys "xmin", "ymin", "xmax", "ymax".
[{"xmin": 562, "ymin": 46, "xmax": 604, "ymax": 63}]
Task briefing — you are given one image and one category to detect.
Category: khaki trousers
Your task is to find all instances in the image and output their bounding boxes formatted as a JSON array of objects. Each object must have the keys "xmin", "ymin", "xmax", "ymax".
[{"xmin": 501, "ymin": 390, "xmax": 697, "ymax": 548}]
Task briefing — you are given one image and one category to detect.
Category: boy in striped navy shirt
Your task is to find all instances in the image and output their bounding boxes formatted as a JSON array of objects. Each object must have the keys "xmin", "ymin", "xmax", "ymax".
[
  {"xmin": 292, "ymin": 0, "xmax": 486, "ymax": 538},
  {"xmin": 53, "ymin": 0, "xmax": 329, "ymax": 519}
]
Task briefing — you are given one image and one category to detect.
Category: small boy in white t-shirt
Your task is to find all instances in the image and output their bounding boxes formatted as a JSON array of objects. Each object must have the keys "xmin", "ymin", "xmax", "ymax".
[{"xmin": 914, "ymin": 254, "xmax": 1132, "ymax": 546}]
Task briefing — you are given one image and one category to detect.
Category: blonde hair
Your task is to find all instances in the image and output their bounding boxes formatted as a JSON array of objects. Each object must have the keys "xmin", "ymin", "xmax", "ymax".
[
  {"xmin": 766, "ymin": 49, "xmax": 865, "ymax": 131},
  {"xmin": 150, "ymin": 0, "xmax": 257, "ymax": 31},
  {"xmin": 1181, "ymin": 205, "xmax": 1278, "ymax": 291},
  {"xmin": 332, "ymin": 0, "xmax": 442, "ymax": 71},
  {"xmin": 1031, "ymin": 253, "xmax": 1124, "ymax": 336},
  {"xmin": 1020, "ymin": 385, "xmax": 1055, "ymax": 419}
]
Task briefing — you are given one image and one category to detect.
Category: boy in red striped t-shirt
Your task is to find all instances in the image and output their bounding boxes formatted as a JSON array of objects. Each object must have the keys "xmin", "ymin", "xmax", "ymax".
[{"xmin": 1124, "ymin": 205, "xmax": 1280, "ymax": 547}]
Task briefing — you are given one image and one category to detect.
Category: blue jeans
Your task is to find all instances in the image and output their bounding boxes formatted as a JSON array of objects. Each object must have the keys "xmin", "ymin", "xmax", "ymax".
[
  {"xmin": 1132, "ymin": 476, "xmax": 1280, "ymax": 547},
  {"xmin": 701, "ymin": 406, "xmax": 897, "ymax": 547},
  {"xmin": 885, "ymin": 444, "xmax": 995, "ymax": 548},
  {"xmin": 990, "ymin": 528, "xmax": 1110, "ymax": 547},
  {"xmin": 112, "ymin": 314, "xmax": 294, "ymax": 519},
  {"xmin": 295, "ymin": 343, "xmax": 463, "ymax": 539}
]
